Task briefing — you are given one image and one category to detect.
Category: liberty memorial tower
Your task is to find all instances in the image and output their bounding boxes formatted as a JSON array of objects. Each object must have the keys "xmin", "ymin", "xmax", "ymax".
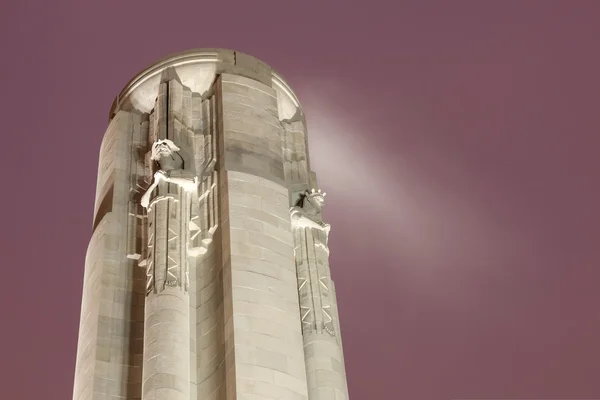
[{"xmin": 72, "ymin": 49, "xmax": 349, "ymax": 400}]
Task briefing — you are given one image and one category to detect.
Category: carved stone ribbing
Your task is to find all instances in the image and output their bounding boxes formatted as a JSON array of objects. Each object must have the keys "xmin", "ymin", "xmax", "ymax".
[{"xmin": 291, "ymin": 189, "xmax": 337, "ymax": 337}]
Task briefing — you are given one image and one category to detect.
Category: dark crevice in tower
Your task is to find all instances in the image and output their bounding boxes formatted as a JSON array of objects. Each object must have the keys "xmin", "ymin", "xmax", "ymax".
[{"xmin": 165, "ymin": 81, "xmax": 170, "ymax": 141}]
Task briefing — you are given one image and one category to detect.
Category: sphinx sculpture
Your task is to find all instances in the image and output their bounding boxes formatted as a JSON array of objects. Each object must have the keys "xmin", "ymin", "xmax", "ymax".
[
  {"xmin": 290, "ymin": 188, "xmax": 337, "ymax": 336},
  {"xmin": 138, "ymin": 139, "xmax": 203, "ymax": 294},
  {"xmin": 140, "ymin": 139, "xmax": 198, "ymax": 208},
  {"xmin": 290, "ymin": 188, "xmax": 329, "ymax": 231}
]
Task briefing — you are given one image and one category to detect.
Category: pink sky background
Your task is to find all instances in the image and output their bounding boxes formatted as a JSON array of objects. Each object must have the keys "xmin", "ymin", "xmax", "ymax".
[{"xmin": 1, "ymin": 1, "xmax": 599, "ymax": 399}]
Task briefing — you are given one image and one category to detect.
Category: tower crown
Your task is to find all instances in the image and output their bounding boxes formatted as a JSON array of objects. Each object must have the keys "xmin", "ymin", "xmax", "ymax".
[{"xmin": 109, "ymin": 48, "xmax": 303, "ymax": 123}]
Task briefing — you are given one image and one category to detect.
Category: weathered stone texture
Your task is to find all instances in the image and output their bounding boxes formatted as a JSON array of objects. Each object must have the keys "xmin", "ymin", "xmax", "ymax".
[
  {"xmin": 282, "ymin": 119, "xmax": 310, "ymax": 202},
  {"xmin": 194, "ymin": 233, "xmax": 227, "ymax": 400},
  {"xmin": 221, "ymin": 171, "xmax": 309, "ymax": 400},
  {"xmin": 142, "ymin": 288, "xmax": 190, "ymax": 400},
  {"xmin": 74, "ymin": 111, "xmax": 146, "ymax": 400},
  {"xmin": 218, "ymin": 74, "xmax": 285, "ymax": 186}
]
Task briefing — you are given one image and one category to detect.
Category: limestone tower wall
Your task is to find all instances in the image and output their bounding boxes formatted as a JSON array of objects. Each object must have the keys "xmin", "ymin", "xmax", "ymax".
[{"xmin": 73, "ymin": 49, "xmax": 349, "ymax": 400}]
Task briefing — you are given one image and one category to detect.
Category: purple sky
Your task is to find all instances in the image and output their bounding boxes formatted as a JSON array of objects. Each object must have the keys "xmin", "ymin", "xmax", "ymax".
[{"xmin": 1, "ymin": 1, "xmax": 600, "ymax": 399}]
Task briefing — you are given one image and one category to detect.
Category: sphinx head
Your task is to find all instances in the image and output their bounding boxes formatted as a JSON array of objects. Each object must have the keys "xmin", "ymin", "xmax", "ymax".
[
  {"xmin": 150, "ymin": 139, "xmax": 183, "ymax": 171},
  {"xmin": 304, "ymin": 188, "xmax": 326, "ymax": 214}
]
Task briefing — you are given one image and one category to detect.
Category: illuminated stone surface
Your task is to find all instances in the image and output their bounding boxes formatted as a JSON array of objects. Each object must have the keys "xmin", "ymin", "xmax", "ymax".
[{"xmin": 72, "ymin": 49, "xmax": 349, "ymax": 400}]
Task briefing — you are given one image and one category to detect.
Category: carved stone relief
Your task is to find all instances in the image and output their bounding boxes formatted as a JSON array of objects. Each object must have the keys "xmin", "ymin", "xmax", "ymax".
[
  {"xmin": 290, "ymin": 188, "xmax": 336, "ymax": 337},
  {"xmin": 130, "ymin": 86, "xmax": 220, "ymax": 297}
]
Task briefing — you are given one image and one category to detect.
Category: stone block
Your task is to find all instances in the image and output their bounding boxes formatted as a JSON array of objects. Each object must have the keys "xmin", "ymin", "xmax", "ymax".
[
  {"xmin": 255, "ymin": 348, "xmax": 288, "ymax": 373},
  {"xmin": 248, "ymin": 232, "xmax": 293, "ymax": 258}
]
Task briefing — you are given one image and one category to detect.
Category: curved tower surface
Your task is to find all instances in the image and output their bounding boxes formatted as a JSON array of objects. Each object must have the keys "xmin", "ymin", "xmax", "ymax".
[{"xmin": 72, "ymin": 49, "xmax": 349, "ymax": 400}]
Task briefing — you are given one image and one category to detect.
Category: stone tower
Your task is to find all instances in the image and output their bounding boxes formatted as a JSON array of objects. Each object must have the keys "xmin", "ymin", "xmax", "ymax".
[{"xmin": 72, "ymin": 49, "xmax": 349, "ymax": 400}]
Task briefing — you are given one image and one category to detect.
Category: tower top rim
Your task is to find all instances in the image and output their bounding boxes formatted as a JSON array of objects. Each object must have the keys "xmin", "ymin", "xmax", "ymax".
[{"xmin": 109, "ymin": 48, "xmax": 304, "ymax": 120}]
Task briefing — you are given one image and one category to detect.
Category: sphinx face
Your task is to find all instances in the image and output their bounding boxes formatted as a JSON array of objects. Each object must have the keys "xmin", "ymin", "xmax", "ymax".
[
  {"xmin": 154, "ymin": 143, "xmax": 173, "ymax": 158},
  {"xmin": 151, "ymin": 140, "xmax": 184, "ymax": 172},
  {"xmin": 156, "ymin": 152, "xmax": 184, "ymax": 172},
  {"xmin": 308, "ymin": 194, "xmax": 325, "ymax": 214}
]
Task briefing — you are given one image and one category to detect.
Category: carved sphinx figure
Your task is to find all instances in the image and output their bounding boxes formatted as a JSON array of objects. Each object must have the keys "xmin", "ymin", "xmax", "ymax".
[
  {"xmin": 141, "ymin": 139, "xmax": 198, "ymax": 208},
  {"xmin": 152, "ymin": 139, "xmax": 184, "ymax": 170},
  {"xmin": 138, "ymin": 139, "xmax": 201, "ymax": 294},
  {"xmin": 290, "ymin": 188, "xmax": 336, "ymax": 336},
  {"xmin": 290, "ymin": 188, "xmax": 329, "ymax": 231}
]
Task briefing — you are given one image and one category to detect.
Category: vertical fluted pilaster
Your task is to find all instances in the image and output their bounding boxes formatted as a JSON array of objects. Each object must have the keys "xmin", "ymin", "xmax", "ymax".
[
  {"xmin": 142, "ymin": 186, "xmax": 190, "ymax": 400},
  {"xmin": 291, "ymin": 199, "xmax": 349, "ymax": 400},
  {"xmin": 142, "ymin": 286, "xmax": 190, "ymax": 400}
]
